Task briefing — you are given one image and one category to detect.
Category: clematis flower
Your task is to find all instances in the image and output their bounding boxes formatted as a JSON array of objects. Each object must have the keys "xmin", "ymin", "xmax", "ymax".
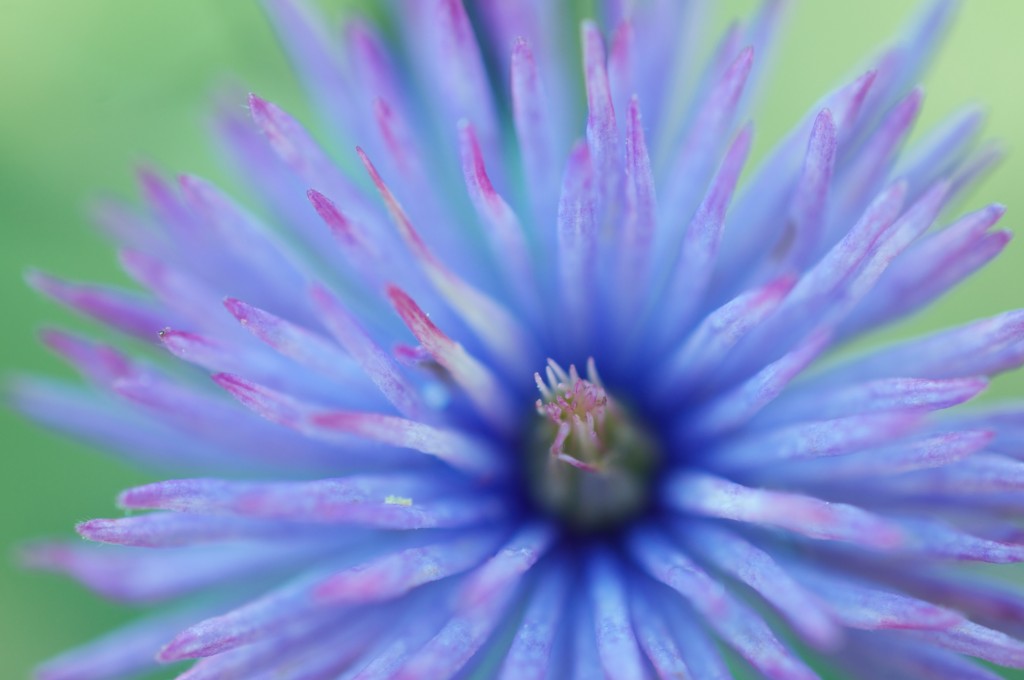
[{"xmin": 16, "ymin": 0, "xmax": 1024, "ymax": 678}]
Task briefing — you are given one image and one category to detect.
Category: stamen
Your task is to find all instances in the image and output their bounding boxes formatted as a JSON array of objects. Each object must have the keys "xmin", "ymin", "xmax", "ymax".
[{"xmin": 527, "ymin": 358, "xmax": 659, "ymax": 531}]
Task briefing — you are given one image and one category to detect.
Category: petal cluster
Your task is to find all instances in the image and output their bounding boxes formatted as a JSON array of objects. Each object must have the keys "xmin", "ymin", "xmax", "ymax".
[{"xmin": 17, "ymin": 1, "xmax": 1024, "ymax": 679}]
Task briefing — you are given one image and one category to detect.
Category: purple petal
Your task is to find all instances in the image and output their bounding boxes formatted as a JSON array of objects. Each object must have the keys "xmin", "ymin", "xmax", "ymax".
[
  {"xmin": 261, "ymin": 0, "xmax": 354, "ymax": 141},
  {"xmin": 26, "ymin": 271, "xmax": 171, "ymax": 341},
  {"xmin": 665, "ymin": 471, "xmax": 905, "ymax": 548},
  {"xmin": 712, "ymin": 411, "xmax": 925, "ymax": 470},
  {"xmin": 458, "ymin": 121, "xmax": 539, "ymax": 319},
  {"xmin": 496, "ymin": 561, "xmax": 570, "ymax": 680},
  {"xmin": 22, "ymin": 540, "xmax": 325, "ymax": 604},
  {"xmin": 309, "ymin": 284, "xmax": 428, "ymax": 420},
  {"xmin": 118, "ymin": 476, "xmax": 503, "ymax": 531},
  {"xmin": 657, "ymin": 122, "xmax": 753, "ymax": 344},
  {"xmin": 75, "ymin": 513, "xmax": 326, "ymax": 548},
  {"xmin": 223, "ymin": 297, "xmax": 369, "ymax": 389},
  {"xmin": 762, "ymin": 376, "xmax": 988, "ymax": 426},
  {"xmin": 780, "ymin": 108, "xmax": 838, "ymax": 268},
  {"xmin": 660, "ymin": 46, "xmax": 753, "ymax": 228},
  {"xmin": 510, "ymin": 36, "xmax": 560, "ymax": 232},
  {"xmin": 387, "ymin": 285, "xmax": 519, "ymax": 435},
  {"xmin": 815, "ymin": 310, "xmax": 1024, "ymax": 386},
  {"xmin": 35, "ymin": 603, "xmax": 219, "ymax": 680},
  {"xmin": 313, "ymin": 530, "xmax": 507, "ymax": 605},
  {"xmin": 627, "ymin": 585, "xmax": 694, "ymax": 679},
  {"xmin": 689, "ymin": 327, "xmax": 831, "ymax": 435},
  {"xmin": 556, "ymin": 141, "xmax": 598, "ymax": 354},
  {"xmin": 392, "ymin": 525, "xmax": 553, "ymax": 679},
  {"xmin": 904, "ymin": 620, "xmax": 1024, "ymax": 669},
  {"xmin": 581, "ymin": 20, "xmax": 618, "ymax": 184},
  {"xmin": 772, "ymin": 430, "xmax": 994, "ymax": 484},
  {"xmin": 654, "ymin": 274, "xmax": 796, "ymax": 399},
  {"xmin": 587, "ymin": 549, "xmax": 647, "ymax": 679},
  {"xmin": 785, "ymin": 561, "xmax": 962, "ymax": 631},
  {"xmin": 360, "ymin": 149, "xmax": 536, "ymax": 375},
  {"xmin": 213, "ymin": 372, "xmax": 504, "ymax": 475},
  {"xmin": 683, "ymin": 524, "xmax": 842, "ymax": 649},
  {"xmin": 614, "ymin": 97, "xmax": 658, "ymax": 323},
  {"xmin": 629, "ymin": 528, "xmax": 818, "ymax": 680}
]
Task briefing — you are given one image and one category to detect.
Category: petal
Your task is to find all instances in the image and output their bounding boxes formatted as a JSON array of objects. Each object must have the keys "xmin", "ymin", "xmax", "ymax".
[{"xmin": 665, "ymin": 471, "xmax": 904, "ymax": 549}]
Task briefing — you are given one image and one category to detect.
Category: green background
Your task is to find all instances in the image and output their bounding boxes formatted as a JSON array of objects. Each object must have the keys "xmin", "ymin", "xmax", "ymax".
[{"xmin": 2, "ymin": 1, "xmax": 1023, "ymax": 677}]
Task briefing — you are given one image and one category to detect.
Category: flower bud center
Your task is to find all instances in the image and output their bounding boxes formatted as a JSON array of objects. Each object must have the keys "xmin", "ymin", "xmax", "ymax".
[{"xmin": 526, "ymin": 359, "xmax": 659, "ymax": 532}]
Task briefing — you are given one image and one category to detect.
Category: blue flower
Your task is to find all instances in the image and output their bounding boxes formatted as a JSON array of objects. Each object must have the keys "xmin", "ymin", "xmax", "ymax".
[{"xmin": 18, "ymin": 0, "xmax": 1024, "ymax": 678}]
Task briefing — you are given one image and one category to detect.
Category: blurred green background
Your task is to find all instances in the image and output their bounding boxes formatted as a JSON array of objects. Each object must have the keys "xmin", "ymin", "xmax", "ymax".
[{"xmin": 2, "ymin": 1, "xmax": 1024, "ymax": 678}]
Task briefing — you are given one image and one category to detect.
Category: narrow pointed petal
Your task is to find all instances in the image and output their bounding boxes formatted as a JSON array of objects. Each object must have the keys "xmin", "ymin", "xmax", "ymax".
[
  {"xmin": 34, "ymin": 605, "xmax": 216, "ymax": 680},
  {"xmin": 22, "ymin": 541, "xmax": 323, "ymax": 603},
  {"xmin": 655, "ymin": 274, "xmax": 796, "ymax": 398},
  {"xmin": 510, "ymin": 36, "xmax": 558, "ymax": 231},
  {"xmin": 177, "ymin": 174, "xmax": 308, "ymax": 299},
  {"xmin": 247, "ymin": 94, "xmax": 373, "ymax": 221},
  {"xmin": 581, "ymin": 20, "xmax": 618, "ymax": 183},
  {"xmin": 26, "ymin": 271, "xmax": 171, "ymax": 341},
  {"xmin": 763, "ymin": 376, "xmax": 988, "ymax": 426},
  {"xmin": 717, "ymin": 70, "xmax": 877, "ymax": 285},
  {"xmin": 345, "ymin": 590, "xmax": 454, "ymax": 680},
  {"xmin": 118, "ymin": 476, "xmax": 503, "ymax": 531},
  {"xmin": 661, "ymin": 46, "xmax": 754, "ymax": 226},
  {"xmin": 570, "ymin": 592, "xmax": 604, "ymax": 680},
  {"xmin": 313, "ymin": 530, "xmax": 506, "ymax": 604},
  {"xmin": 176, "ymin": 612, "xmax": 374, "ymax": 680},
  {"xmin": 907, "ymin": 620, "xmax": 1024, "ymax": 669},
  {"xmin": 411, "ymin": 0, "xmax": 500, "ymax": 162},
  {"xmin": 588, "ymin": 549, "xmax": 647, "ymax": 679},
  {"xmin": 158, "ymin": 329, "xmax": 306, "ymax": 395},
  {"xmin": 628, "ymin": 587, "xmax": 694, "ymax": 679},
  {"xmin": 781, "ymin": 108, "xmax": 838, "ymax": 268},
  {"xmin": 786, "ymin": 562, "xmax": 961, "ymax": 631},
  {"xmin": 497, "ymin": 562, "xmax": 570, "ymax": 680},
  {"xmin": 666, "ymin": 471, "xmax": 905, "ymax": 548},
  {"xmin": 836, "ymin": 88, "xmax": 923, "ymax": 220},
  {"xmin": 213, "ymin": 373, "xmax": 503, "ymax": 475},
  {"xmin": 224, "ymin": 297, "xmax": 366, "ymax": 387},
  {"xmin": 713, "ymin": 411, "xmax": 924, "ymax": 470},
  {"xmin": 659, "ymin": 123, "xmax": 753, "ymax": 340},
  {"xmin": 629, "ymin": 528, "xmax": 819, "ymax": 680},
  {"xmin": 118, "ymin": 249, "xmax": 226, "ymax": 330},
  {"xmin": 157, "ymin": 567, "xmax": 342, "ymax": 661},
  {"xmin": 683, "ymin": 524, "xmax": 842, "ymax": 649},
  {"xmin": 691, "ymin": 328, "xmax": 831, "ymax": 436},
  {"xmin": 615, "ymin": 97, "xmax": 657, "ymax": 320},
  {"xmin": 774, "ymin": 430, "xmax": 994, "ymax": 483},
  {"xmin": 393, "ymin": 525, "xmax": 553, "ymax": 679},
  {"xmin": 261, "ymin": 0, "xmax": 353, "ymax": 137},
  {"xmin": 900, "ymin": 519, "xmax": 1024, "ymax": 563},
  {"xmin": 816, "ymin": 310, "xmax": 1024, "ymax": 386},
  {"xmin": 729, "ymin": 180, "xmax": 906, "ymax": 368},
  {"xmin": 882, "ymin": 453, "xmax": 1024, "ymax": 495},
  {"xmin": 843, "ymin": 634, "xmax": 1006, "ymax": 680},
  {"xmin": 458, "ymin": 121, "xmax": 538, "ymax": 317},
  {"xmin": 309, "ymin": 284, "xmax": 428, "ymax": 420},
  {"xmin": 556, "ymin": 141, "xmax": 598, "ymax": 353},
  {"xmin": 10, "ymin": 377, "xmax": 222, "ymax": 469},
  {"xmin": 841, "ymin": 204, "xmax": 1008, "ymax": 336},
  {"xmin": 360, "ymin": 149, "xmax": 536, "ymax": 374},
  {"xmin": 608, "ymin": 20, "xmax": 635, "ymax": 136},
  {"xmin": 894, "ymin": 105, "xmax": 984, "ymax": 196},
  {"xmin": 75, "ymin": 513, "xmax": 323, "ymax": 548},
  {"xmin": 387, "ymin": 285, "xmax": 518, "ymax": 434}
]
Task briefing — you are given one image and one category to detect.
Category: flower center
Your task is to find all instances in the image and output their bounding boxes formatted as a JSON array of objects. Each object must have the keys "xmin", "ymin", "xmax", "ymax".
[{"xmin": 525, "ymin": 359, "xmax": 660, "ymax": 533}]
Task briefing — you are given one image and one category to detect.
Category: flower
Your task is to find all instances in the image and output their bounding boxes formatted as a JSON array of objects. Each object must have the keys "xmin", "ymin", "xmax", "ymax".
[{"xmin": 16, "ymin": 0, "xmax": 1024, "ymax": 678}]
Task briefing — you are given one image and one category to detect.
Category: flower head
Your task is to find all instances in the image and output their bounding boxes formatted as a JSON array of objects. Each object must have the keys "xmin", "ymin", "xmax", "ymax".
[{"xmin": 17, "ymin": 0, "xmax": 1024, "ymax": 678}]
